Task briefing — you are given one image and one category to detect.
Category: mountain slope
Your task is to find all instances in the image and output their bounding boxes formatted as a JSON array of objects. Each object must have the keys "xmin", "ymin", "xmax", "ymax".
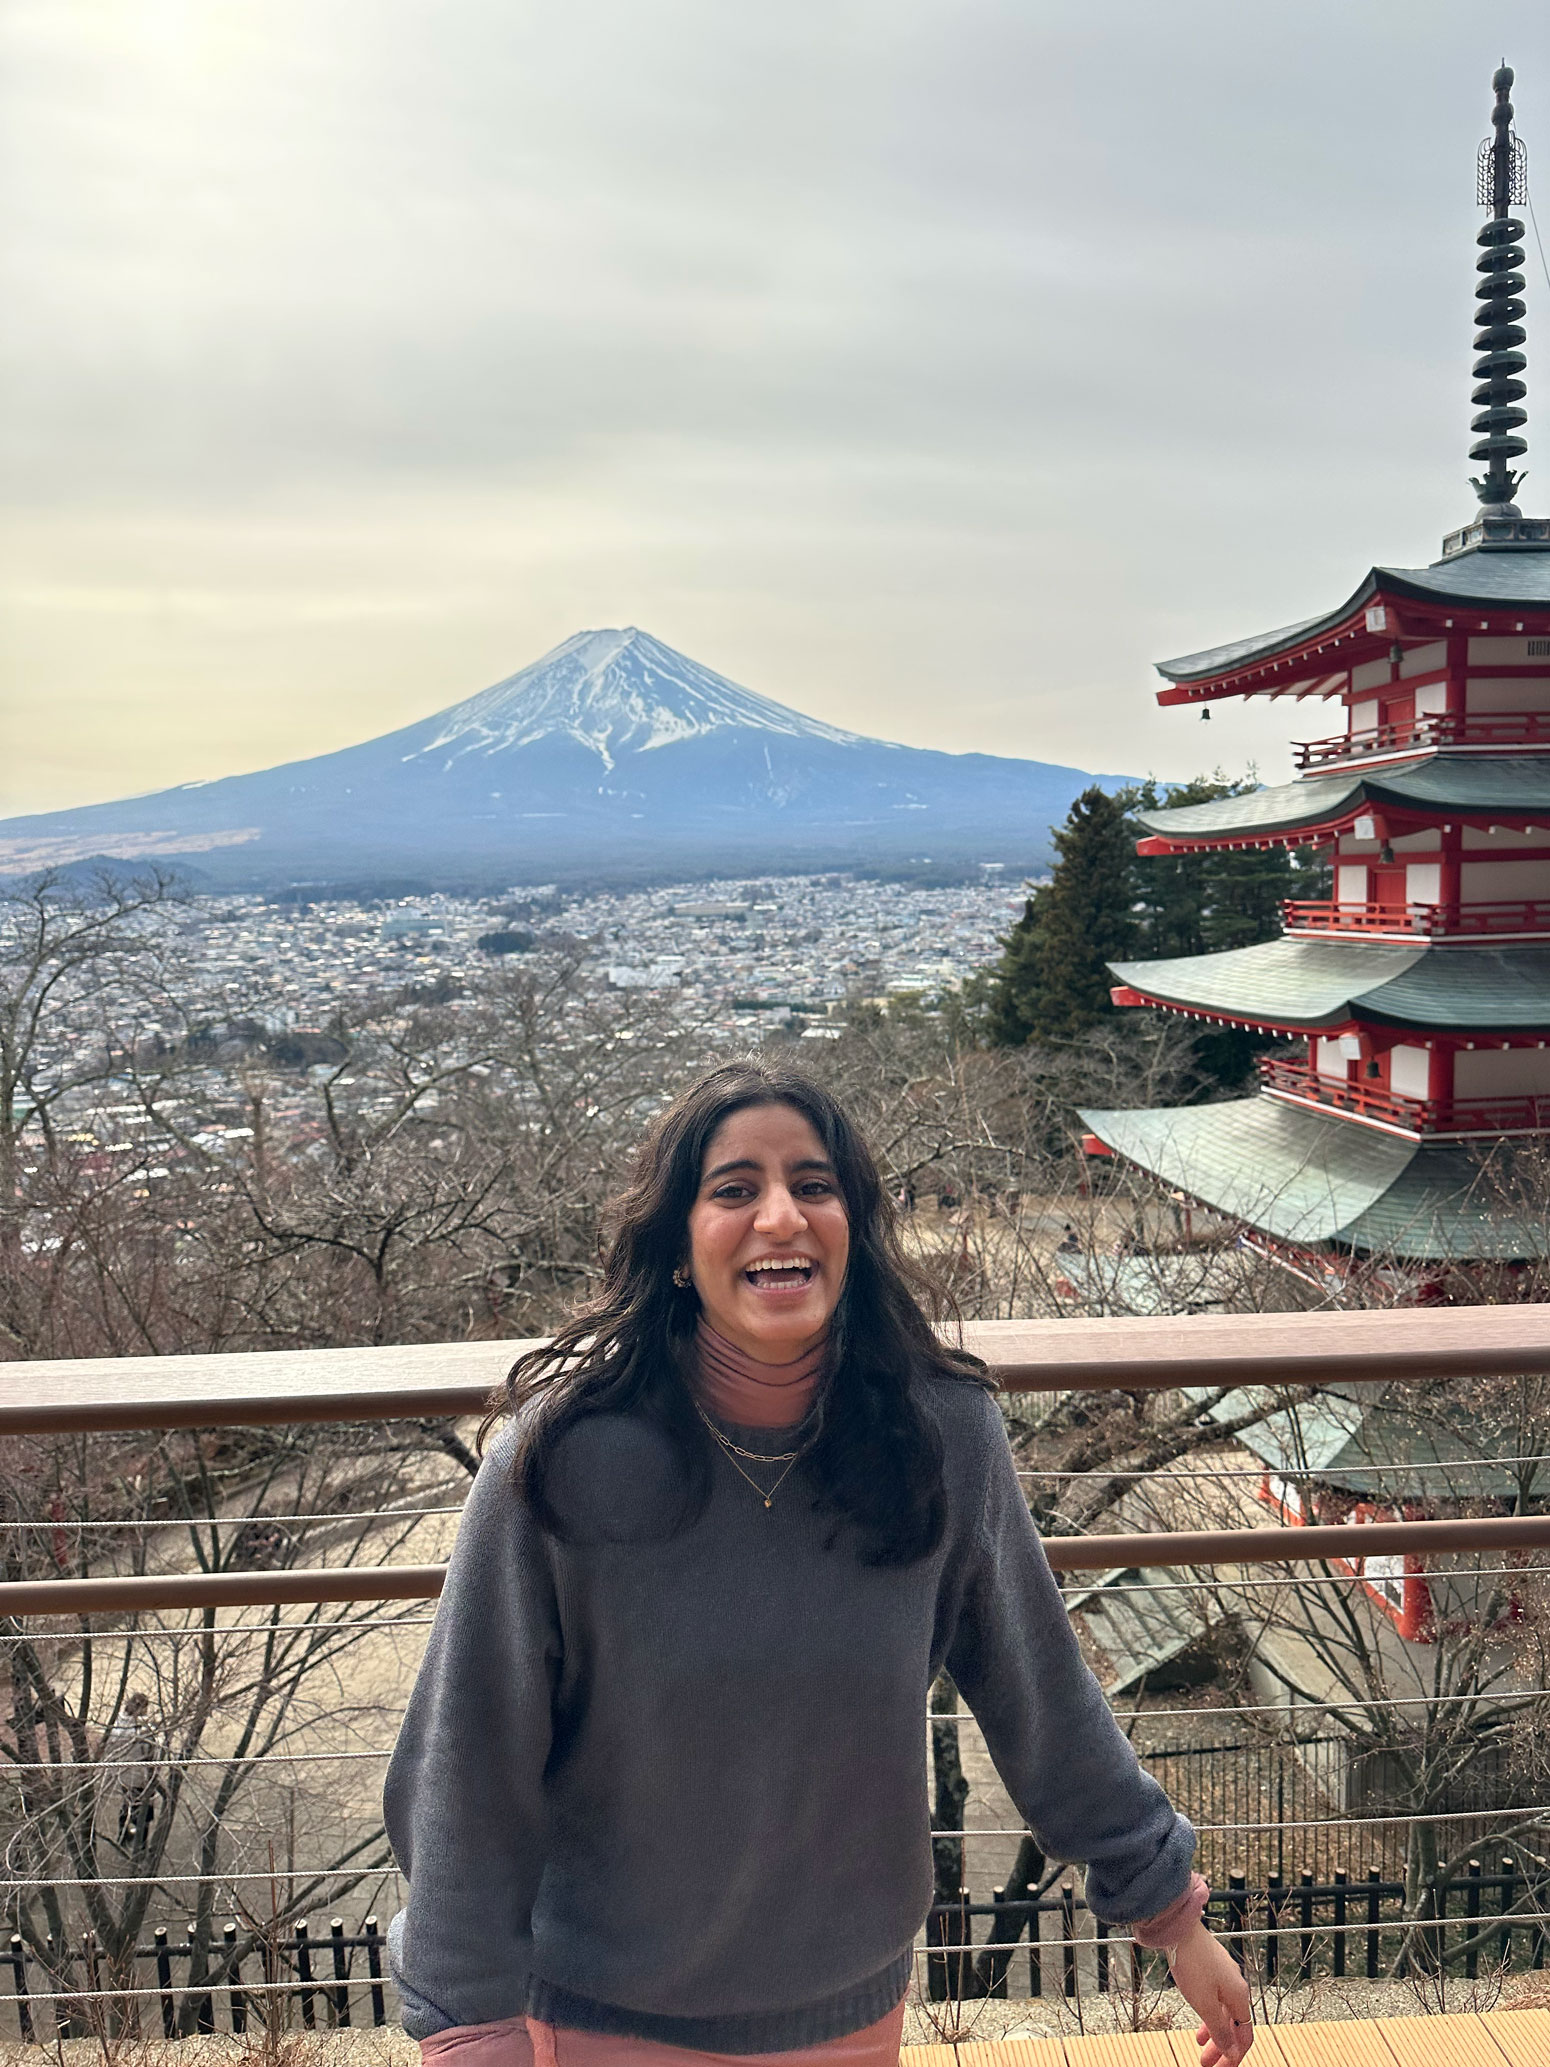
[{"xmin": 0, "ymin": 628, "xmax": 1124, "ymax": 885}]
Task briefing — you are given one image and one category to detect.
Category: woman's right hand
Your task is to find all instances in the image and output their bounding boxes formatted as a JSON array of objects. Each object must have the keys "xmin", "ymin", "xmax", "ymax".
[{"xmin": 1166, "ymin": 1920, "xmax": 1254, "ymax": 2067}]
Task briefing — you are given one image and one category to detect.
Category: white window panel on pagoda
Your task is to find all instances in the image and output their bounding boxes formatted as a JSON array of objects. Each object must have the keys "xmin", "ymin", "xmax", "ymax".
[
  {"xmin": 1466, "ymin": 674, "xmax": 1550, "ymax": 710},
  {"xmin": 1453, "ymin": 1047, "xmax": 1550, "ymax": 1098},
  {"xmin": 1401, "ymin": 642, "xmax": 1449, "ymax": 678},
  {"xmin": 1459, "ymin": 858, "xmax": 1550, "ymax": 896},
  {"xmin": 1388, "ymin": 1047, "xmax": 1432, "ymax": 1100}
]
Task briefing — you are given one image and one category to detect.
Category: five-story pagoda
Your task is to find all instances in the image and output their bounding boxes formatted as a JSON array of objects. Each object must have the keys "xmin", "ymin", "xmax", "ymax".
[{"xmin": 1081, "ymin": 67, "xmax": 1550, "ymax": 1268}]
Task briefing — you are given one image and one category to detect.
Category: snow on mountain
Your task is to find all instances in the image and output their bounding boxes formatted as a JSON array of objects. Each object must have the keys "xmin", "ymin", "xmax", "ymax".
[
  {"xmin": 0, "ymin": 627, "xmax": 1127, "ymax": 885},
  {"xmin": 411, "ymin": 627, "xmax": 869, "ymax": 772}
]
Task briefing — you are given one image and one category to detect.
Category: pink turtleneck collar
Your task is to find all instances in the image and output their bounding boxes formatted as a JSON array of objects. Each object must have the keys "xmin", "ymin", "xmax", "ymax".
[{"xmin": 693, "ymin": 1318, "xmax": 828, "ymax": 1428}]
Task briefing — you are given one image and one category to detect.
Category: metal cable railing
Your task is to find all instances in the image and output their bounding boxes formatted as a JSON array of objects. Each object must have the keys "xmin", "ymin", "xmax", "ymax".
[{"xmin": 5, "ymin": 1312, "xmax": 1550, "ymax": 2038}]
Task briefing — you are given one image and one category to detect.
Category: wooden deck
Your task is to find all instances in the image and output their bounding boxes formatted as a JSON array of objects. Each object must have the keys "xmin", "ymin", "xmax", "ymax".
[{"xmin": 903, "ymin": 2008, "xmax": 1550, "ymax": 2067}]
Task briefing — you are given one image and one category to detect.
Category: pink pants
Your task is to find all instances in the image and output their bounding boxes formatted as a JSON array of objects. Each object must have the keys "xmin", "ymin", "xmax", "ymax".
[{"xmin": 421, "ymin": 1999, "xmax": 907, "ymax": 2067}]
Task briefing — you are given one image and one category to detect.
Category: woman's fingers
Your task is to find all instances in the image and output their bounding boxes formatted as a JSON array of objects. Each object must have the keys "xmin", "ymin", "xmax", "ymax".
[{"xmin": 1196, "ymin": 2002, "xmax": 1253, "ymax": 2067}]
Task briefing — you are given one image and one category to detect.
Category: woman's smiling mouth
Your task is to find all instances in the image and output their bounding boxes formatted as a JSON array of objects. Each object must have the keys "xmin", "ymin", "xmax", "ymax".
[{"xmin": 743, "ymin": 1256, "xmax": 817, "ymax": 1290}]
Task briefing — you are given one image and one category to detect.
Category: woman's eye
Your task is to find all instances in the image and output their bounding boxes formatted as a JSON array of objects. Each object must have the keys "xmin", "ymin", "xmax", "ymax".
[{"xmin": 711, "ymin": 1183, "xmax": 752, "ymax": 1201}]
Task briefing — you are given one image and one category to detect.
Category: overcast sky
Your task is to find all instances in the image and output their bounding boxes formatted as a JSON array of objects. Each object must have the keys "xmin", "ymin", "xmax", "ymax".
[{"xmin": 3, "ymin": 0, "xmax": 1548, "ymax": 818}]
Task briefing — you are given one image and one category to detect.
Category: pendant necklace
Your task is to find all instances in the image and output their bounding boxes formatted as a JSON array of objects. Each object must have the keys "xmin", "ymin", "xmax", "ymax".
[{"xmin": 692, "ymin": 1397, "xmax": 812, "ymax": 1509}]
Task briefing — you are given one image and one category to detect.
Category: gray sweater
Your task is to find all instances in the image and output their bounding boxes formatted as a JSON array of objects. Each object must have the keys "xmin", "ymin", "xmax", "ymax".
[{"xmin": 383, "ymin": 1377, "xmax": 1194, "ymax": 2052}]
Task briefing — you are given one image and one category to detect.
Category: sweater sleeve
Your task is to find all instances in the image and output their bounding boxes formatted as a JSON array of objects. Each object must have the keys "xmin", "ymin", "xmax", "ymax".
[
  {"xmin": 942, "ymin": 1397, "xmax": 1196, "ymax": 1924},
  {"xmin": 384, "ymin": 1427, "xmax": 560, "ymax": 2037}
]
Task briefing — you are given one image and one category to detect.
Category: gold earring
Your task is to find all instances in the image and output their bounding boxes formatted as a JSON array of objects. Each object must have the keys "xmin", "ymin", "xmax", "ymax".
[{"xmin": 672, "ymin": 1266, "xmax": 692, "ymax": 1289}]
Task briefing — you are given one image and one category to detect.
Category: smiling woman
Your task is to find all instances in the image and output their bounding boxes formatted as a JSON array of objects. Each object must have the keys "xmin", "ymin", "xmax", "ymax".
[
  {"xmin": 382, "ymin": 1060, "xmax": 1252, "ymax": 2067},
  {"xmin": 685, "ymin": 1100, "xmax": 851, "ymax": 1356}
]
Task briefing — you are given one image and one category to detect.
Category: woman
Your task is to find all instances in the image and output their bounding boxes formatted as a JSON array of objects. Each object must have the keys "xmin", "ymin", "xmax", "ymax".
[{"xmin": 385, "ymin": 1061, "xmax": 1253, "ymax": 2067}]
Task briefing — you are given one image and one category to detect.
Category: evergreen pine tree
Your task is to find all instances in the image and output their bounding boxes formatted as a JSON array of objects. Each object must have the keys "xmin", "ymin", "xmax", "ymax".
[
  {"xmin": 978, "ymin": 786, "xmax": 1136, "ymax": 1043},
  {"xmin": 976, "ymin": 886, "xmax": 1050, "ymax": 1045},
  {"xmin": 977, "ymin": 771, "xmax": 1325, "ymax": 1086},
  {"xmin": 1028, "ymin": 786, "xmax": 1137, "ymax": 1039}
]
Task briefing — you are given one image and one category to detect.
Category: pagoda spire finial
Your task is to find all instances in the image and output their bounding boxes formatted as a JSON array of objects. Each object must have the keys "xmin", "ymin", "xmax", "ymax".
[{"xmin": 1469, "ymin": 63, "xmax": 1530, "ymax": 511}]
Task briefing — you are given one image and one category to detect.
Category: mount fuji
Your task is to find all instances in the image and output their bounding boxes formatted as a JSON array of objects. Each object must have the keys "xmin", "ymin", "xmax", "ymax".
[{"xmin": 0, "ymin": 629, "xmax": 1124, "ymax": 888}]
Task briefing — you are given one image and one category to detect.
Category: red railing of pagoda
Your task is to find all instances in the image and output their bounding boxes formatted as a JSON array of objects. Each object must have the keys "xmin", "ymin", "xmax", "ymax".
[
  {"xmin": 1258, "ymin": 1056, "xmax": 1550, "ymax": 1136},
  {"xmin": 1293, "ymin": 710, "xmax": 1550, "ymax": 769},
  {"xmin": 1281, "ymin": 898, "xmax": 1550, "ymax": 938}
]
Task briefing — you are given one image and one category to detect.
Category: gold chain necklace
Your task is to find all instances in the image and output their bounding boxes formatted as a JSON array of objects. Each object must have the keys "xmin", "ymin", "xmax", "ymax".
[{"xmin": 692, "ymin": 1398, "xmax": 813, "ymax": 1510}]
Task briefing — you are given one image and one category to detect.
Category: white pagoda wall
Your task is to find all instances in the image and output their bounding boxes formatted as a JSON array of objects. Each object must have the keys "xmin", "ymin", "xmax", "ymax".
[
  {"xmin": 1453, "ymin": 1048, "xmax": 1550, "ymax": 1098},
  {"xmin": 1458, "ymin": 859, "xmax": 1550, "ymax": 899},
  {"xmin": 1388, "ymin": 1046, "xmax": 1432, "ymax": 1100}
]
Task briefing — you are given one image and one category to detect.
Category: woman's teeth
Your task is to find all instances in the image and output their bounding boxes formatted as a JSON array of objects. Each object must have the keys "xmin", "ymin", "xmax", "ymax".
[{"xmin": 744, "ymin": 1261, "xmax": 814, "ymax": 1286}]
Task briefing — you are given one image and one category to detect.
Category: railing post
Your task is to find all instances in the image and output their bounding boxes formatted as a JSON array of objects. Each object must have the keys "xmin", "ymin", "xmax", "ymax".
[
  {"xmin": 1298, "ymin": 1867, "xmax": 1315, "ymax": 1983},
  {"xmin": 295, "ymin": 1921, "xmax": 316, "ymax": 2030},
  {"xmin": 1265, "ymin": 1874, "xmax": 1282, "ymax": 1984},
  {"xmin": 986, "ymin": 1887, "xmax": 1009, "ymax": 2001},
  {"xmin": 223, "ymin": 1920, "xmax": 246, "ymax": 2035},
  {"xmin": 1095, "ymin": 1913, "xmax": 1109, "ymax": 1994},
  {"xmin": 1333, "ymin": 1867, "xmax": 1347, "ymax": 1979},
  {"xmin": 1029, "ymin": 1899, "xmax": 1043, "ymax": 1998},
  {"xmin": 1433, "ymin": 1866, "xmax": 1449, "ymax": 1974},
  {"xmin": 153, "ymin": 1926, "xmax": 175, "ymax": 2041},
  {"xmin": 953, "ymin": 1887, "xmax": 972, "ymax": 2002},
  {"xmin": 1501, "ymin": 1855, "xmax": 1517, "ymax": 1970},
  {"xmin": 9, "ymin": 1934, "xmax": 32, "ymax": 2043},
  {"xmin": 1061, "ymin": 1882, "xmax": 1077, "ymax": 1999},
  {"xmin": 329, "ymin": 1918, "xmax": 351, "ymax": 2027},
  {"xmin": 924, "ymin": 1903, "xmax": 944, "ymax": 2002},
  {"xmin": 1366, "ymin": 1866, "xmax": 1382, "ymax": 1979},
  {"xmin": 188, "ymin": 1922, "xmax": 214, "ymax": 2033},
  {"xmin": 365, "ymin": 1916, "xmax": 386, "ymax": 2027},
  {"xmin": 1227, "ymin": 1871, "xmax": 1247, "ymax": 1976},
  {"xmin": 41, "ymin": 1933, "xmax": 63, "ymax": 2040},
  {"xmin": 924, "ymin": 1891, "xmax": 969, "ymax": 2002},
  {"xmin": 79, "ymin": 1932, "xmax": 99, "ymax": 2041},
  {"xmin": 1466, "ymin": 1859, "xmax": 1481, "ymax": 1981}
]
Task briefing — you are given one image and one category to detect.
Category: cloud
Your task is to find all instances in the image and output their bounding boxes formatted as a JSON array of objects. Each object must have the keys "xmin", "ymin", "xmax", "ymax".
[{"xmin": 2, "ymin": 0, "xmax": 1546, "ymax": 813}]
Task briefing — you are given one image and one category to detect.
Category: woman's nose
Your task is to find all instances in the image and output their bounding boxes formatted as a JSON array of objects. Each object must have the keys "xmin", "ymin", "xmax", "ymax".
[{"xmin": 754, "ymin": 1186, "xmax": 806, "ymax": 1236}]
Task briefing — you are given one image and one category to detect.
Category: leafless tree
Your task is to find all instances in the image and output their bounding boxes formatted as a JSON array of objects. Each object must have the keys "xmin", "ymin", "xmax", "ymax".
[{"xmin": 0, "ymin": 1419, "xmax": 463, "ymax": 2035}]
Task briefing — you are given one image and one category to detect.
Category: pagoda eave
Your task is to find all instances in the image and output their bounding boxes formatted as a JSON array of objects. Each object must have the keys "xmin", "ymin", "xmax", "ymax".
[
  {"xmin": 1108, "ymin": 984, "xmax": 1362, "ymax": 1036},
  {"xmin": 1131, "ymin": 754, "xmax": 1550, "ymax": 852},
  {"xmin": 1107, "ymin": 938, "xmax": 1550, "ymax": 1036},
  {"xmin": 1156, "ymin": 561, "xmax": 1550, "ymax": 706},
  {"xmin": 1077, "ymin": 1097, "xmax": 1544, "ymax": 1261}
]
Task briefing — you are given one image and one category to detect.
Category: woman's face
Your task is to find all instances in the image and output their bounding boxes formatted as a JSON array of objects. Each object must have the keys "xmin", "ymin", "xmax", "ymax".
[{"xmin": 684, "ymin": 1101, "xmax": 850, "ymax": 1361}]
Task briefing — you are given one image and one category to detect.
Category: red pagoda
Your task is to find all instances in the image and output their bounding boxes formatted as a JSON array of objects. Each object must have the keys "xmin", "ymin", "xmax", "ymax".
[{"xmin": 1081, "ymin": 67, "xmax": 1550, "ymax": 1267}]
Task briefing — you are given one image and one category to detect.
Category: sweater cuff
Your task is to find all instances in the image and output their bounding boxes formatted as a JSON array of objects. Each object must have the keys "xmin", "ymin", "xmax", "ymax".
[
  {"xmin": 1130, "ymin": 1871, "xmax": 1210, "ymax": 1951},
  {"xmin": 421, "ymin": 2016, "xmax": 535, "ymax": 2067}
]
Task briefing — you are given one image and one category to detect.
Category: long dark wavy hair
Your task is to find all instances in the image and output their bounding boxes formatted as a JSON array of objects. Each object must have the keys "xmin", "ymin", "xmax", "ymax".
[{"xmin": 489, "ymin": 1059, "xmax": 989, "ymax": 1566}]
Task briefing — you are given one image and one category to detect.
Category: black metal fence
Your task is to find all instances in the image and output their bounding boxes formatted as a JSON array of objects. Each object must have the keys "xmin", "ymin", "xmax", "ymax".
[
  {"xmin": 1142, "ymin": 1738, "xmax": 1347, "ymax": 1883},
  {"xmin": 1136, "ymin": 1736, "xmax": 1527, "ymax": 1883},
  {"xmin": 12, "ymin": 1860, "xmax": 1550, "ymax": 2039},
  {"xmin": 923, "ymin": 1858, "xmax": 1550, "ymax": 2003},
  {"xmin": 5, "ymin": 1915, "xmax": 388, "ymax": 2042}
]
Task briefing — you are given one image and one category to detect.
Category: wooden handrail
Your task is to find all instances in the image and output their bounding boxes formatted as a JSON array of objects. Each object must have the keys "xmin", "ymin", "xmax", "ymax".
[
  {"xmin": 5, "ymin": 1514, "xmax": 1550, "ymax": 1615},
  {"xmin": 5, "ymin": 1307, "xmax": 1550, "ymax": 1434}
]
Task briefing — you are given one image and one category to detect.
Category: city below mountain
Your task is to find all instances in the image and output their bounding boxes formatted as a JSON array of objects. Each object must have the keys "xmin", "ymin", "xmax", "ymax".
[{"xmin": 0, "ymin": 629, "xmax": 1124, "ymax": 889}]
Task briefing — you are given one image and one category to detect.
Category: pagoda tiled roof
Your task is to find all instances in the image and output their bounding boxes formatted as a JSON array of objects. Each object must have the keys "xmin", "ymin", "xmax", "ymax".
[
  {"xmin": 1198, "ymin": 1384, "xmax": 1519, "ymax": 1499},
  {"xmin": 1108, "ymin": 936, "xmax": 1550, "ymax": 1031},
  {"xmin": 1076, "ymin": 1095, "xmax": 1543, "ymax": 1259},
  {"xmin": 1133, "ymin": 755, "xmax": 1550, "ymax": 843},
  {"xmin": 1158, "ymin": 543, "xmax": 1550, "ymax": 683}
]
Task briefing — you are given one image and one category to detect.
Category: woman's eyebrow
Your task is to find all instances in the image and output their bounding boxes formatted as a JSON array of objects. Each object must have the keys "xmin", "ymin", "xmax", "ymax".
[{"xmin": 701, "ymin": 1155, "xmax": 835, "ymax": 1182}]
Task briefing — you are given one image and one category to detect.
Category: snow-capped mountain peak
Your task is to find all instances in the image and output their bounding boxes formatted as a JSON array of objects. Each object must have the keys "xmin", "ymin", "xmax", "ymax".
[{"xmin": 407, "ymin": 627, "xmax": 870, "ymax": 772}]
